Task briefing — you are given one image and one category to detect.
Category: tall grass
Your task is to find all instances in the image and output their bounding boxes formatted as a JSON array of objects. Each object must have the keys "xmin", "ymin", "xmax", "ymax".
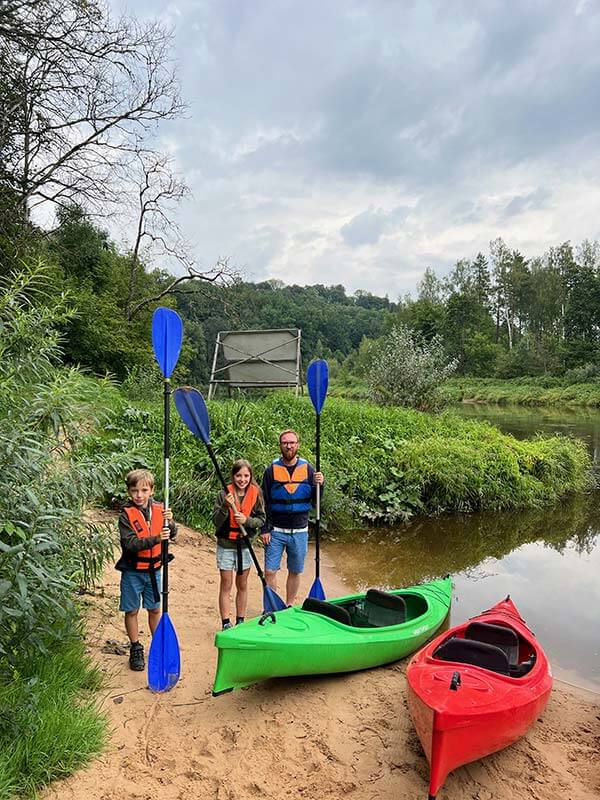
[
  {"xmin": 0, "ymin": 264, "xmax": 138, "ymax": 798},
  {"xmin": 442, "ymin": 377, "xmax": 600, "ymax": 406},
  {"xmin": 92, "ymin": 391, "xmax": 593, "ymax": 530},
  {"xmin": 0, "ymin": 637, "xmax": 107, "ymax": 799}
]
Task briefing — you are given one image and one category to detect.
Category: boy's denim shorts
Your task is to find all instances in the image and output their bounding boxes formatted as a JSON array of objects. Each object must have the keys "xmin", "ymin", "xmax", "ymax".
[
  {"xmin": 216, "ymin": 544, "xmax": 252, "ymax": 572},
  {"xmin": 119, "ymin": 569, "xmax": 161, "ymax": 612},
  {"xmin": 264, "ymin": 528, "xmax": 308, "ymax": 574}
]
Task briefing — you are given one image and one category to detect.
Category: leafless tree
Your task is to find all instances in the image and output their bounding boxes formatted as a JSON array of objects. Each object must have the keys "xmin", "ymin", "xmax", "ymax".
[
  {"xmin": 124, "ymin": 151, "xmax": 240, "ymax": 319},
  {"xmin": 0, "ymin": 0, "xmax": 185, "ymax": 224}
]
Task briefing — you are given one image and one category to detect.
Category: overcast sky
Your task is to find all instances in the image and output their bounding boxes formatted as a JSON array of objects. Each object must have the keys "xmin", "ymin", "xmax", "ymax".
[{"xmin": 115, "ymin": 0, "xmax": 600, "ymax": 299}]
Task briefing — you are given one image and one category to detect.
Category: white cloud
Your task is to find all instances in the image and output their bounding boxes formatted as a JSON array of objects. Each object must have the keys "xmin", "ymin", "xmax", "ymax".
[{"xmin": 111, "ymin": 0, "xmax": 600, "ymax": 298}]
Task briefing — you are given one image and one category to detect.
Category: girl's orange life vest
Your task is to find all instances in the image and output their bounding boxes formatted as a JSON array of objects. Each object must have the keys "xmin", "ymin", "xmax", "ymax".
[
  {"xmin": 123, "ymin": 502, "xmax": 164, "ymax": 571},
  {"xmin": 226, "ymin": 483, "xmax": 260, "ymax": 539}
]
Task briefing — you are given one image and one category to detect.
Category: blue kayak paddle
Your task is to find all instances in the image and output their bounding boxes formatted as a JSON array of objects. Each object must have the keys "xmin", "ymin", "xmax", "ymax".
[
  {"xmin": 147, "ymin": 307, "xmax": 183, "ymax": 693},
  {"xmin": 306, "ymin": 358, "xmax": 329, "ymax": 601},
  {"xmin": 173, "ymin": 386, "xmax": 287, "ymax": 613}
]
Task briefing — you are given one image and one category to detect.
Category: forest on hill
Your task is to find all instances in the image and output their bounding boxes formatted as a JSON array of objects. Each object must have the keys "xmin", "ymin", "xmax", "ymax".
[{"xmin": 2, "ymin": 200, "xmax": 600, "ymax": 389}]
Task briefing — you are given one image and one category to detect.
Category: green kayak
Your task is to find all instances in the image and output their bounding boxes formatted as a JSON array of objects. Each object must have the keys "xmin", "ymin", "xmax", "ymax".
[{"xmin": 212, "ymin": 575, "xmax": 452, "ymax": 696}]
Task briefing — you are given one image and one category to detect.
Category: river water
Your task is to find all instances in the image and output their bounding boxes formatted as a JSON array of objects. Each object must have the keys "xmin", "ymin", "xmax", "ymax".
[{"xmin": 324, "ymin": 404, "xmax": 600, "ymax": 692}]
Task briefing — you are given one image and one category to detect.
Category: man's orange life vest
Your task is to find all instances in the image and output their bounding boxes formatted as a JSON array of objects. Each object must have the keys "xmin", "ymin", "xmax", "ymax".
[
  {"xmin": 269, "ymin": 459, "xmax": 312, "ymax": 513},
  {"xmin": 226, "ymin": 483, "xmax": 260, "ymax": 539},
  {"xmin": 123, "ymin": 502, "xmax": 163, "ymax": 571}
]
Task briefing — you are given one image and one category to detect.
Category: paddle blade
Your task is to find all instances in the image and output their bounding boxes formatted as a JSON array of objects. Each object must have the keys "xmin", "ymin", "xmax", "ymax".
[
  {"xmin": 308, "ymin": 578, "xmax": 326, "ymax": 601},
  {"xmin": 307, "ymin": 359, "xmax": 329, "ymax": 414},
  {"xmin": 152, "ymin": 307, "xmax": 183, "ymax": 378},
  {"xmin": 148, "ymin": 612, "xmax": 181, "ymax": 692},
  {"xmin": 174, "ymin": 386, "xmax": 210, "ymax": 444},
  {"xmin": 263, "ymin": 585, "xmax": 287, "ymax": 613}
]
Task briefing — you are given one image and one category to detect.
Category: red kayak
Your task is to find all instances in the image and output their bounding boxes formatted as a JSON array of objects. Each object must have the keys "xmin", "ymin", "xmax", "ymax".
[{"xmin": 407, "ymin": 596, "xmax": 552, "ymax": 799}]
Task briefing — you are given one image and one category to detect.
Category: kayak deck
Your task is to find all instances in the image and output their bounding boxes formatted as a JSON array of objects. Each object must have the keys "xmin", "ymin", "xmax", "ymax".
[
  {"xmin": 407, "ymin": 597, "xmax": 552, "ymax": 799},
  {"xmin": 212, "ymin": 576, "xmax": 452, "ymax": 695}
]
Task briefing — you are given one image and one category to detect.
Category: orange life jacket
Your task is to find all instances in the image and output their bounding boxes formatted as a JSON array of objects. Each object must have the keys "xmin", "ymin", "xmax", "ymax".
[
  {"xmin": 123, "ymin": 502, "xmax": 164, "ymax": 571},
  {"xmin": 226, "ymin": 482, "xmax": 261, "ymax": 539},
  {"xmin": 270, "ymin": 459, "xmax": 312, "ymax": 513}
]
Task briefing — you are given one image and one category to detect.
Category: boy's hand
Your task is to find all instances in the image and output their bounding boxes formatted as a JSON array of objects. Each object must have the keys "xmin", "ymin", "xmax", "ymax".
[
  {"xmin": 314, "ymin": 471, "xmax": 324, "ymax": 485},
  {"xmin": 262, "ymin": 532, "xmax": 271, "ymax": 545},
  {"xmin": 159, "ymin": 527, "xmax": 171, "ymax": 540},
  {"xmin": 163, "ymin": 508, "xmax": 173, "ymax": 521}
]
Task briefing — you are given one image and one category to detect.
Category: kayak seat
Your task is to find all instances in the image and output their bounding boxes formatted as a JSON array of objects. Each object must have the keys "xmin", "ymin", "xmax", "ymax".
[
  {"xmin": 302, "ymin": 598, "xmax": 352, "ymax": 626},
  {"xmin": 364, "ymin": 589, "xmax": 407, "ymax": 627},
  {"xmin": 509, "ymin": 653, "xmax": 536, "ymax": 678},
  {"xmin": 465, "ymin": 621, "xmax": 519, "ymax": 666},
  {"xmin": 434, "ymin": 636, "xmax": 510, "ymax": 675}
]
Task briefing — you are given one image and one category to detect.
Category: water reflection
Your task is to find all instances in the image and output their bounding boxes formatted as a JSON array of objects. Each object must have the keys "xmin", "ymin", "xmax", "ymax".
[
  {"xmin": 325, "ymin": 468, "xmax": 600, "ymax": 691},
  {"xmin": 454, "ymin": 402, "xmax": 600, "ymax": 468}
]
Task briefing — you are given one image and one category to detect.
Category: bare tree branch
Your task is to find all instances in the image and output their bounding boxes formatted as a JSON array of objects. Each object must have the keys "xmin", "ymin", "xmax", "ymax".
[
  {"xmin": 1, "ymin": 0, "xmax": 186, "ymax": 224},
  {"xmin": 128, "ymin": 259, "xmax": 240, "ymax": 319}
]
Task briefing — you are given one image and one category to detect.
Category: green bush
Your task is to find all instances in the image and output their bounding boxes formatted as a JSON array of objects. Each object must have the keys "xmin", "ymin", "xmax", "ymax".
[
  {"xmin": 368, "ymin": 324, "xmax": 458, "ymax": 409},
  {"xmin": 0, "ymin": 638, "xmax": 106, "ymax": 799},
  {"xmin": 442, "ymin": 376, "xmax": 600, "ymax": 406},
  {"xmin": 0, "ymin": 263, "xmax": 137, "ymax": 796},
  {"xmin": 94, "ymin": 391, "xmax": 593, "ymax": 530}
]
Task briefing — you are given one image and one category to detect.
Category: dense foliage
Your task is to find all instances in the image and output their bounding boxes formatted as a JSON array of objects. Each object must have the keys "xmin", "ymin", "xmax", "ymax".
[
  {"xmin": 368, "ymin": 324, "xmax": 458, "ymax": 409},
  {"xmin": 442, "ymin": 377, "xmax": 600, "ymax": 407},
  {"xmin": 91, "ymin": 392, "xmax": 592, "ymax": 532},
  {"xmin": 392, "ymin": 239, "xmax": 600, "ymax": 379},
  {"xmin": 0, "ymin": 265, "xmax": 138, "ymax": 796}
]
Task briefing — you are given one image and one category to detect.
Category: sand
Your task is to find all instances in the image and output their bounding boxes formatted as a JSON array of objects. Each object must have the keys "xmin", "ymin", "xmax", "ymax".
[{"xmin": 43, "ymin": 518, "xmax": 600, "ymax": 800}]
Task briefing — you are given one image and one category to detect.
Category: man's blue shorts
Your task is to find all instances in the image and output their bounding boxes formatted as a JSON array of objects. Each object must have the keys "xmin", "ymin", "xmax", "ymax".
[
  {"xmin": 119, "ymin": 569, "xmax": 162, "ymax": 612},
  {"xmin": 264, "ymin": 529, "xmax": 308, "ymax": 574}
]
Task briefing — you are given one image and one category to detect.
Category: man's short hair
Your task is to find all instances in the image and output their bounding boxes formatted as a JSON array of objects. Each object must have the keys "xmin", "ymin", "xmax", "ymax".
[
  {"xmin": 126, "ymin": 469, "xmax": 155, "ymax": 489},
  {"xmin": 279, "ymin": 429, "xmax": 300, "ymax": 443}
]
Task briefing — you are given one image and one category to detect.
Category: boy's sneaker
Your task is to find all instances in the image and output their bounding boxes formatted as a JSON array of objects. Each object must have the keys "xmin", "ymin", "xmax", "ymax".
[
  {"xmin": 129, "ymin": 641, "xmax": 144, "ymax": 671},
  {"xmin": 222, "ymin": 621, "xmax": 233, "ymax": 630}
]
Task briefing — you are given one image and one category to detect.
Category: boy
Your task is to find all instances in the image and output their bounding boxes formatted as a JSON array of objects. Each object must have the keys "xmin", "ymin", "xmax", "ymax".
[{"xmin": 115, "ymin": 469, "xmax": 176, "ymax": 671}]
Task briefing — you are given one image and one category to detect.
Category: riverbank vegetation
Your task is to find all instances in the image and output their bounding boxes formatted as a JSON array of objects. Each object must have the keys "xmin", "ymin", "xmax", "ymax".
[
  {"xmin": 90, "ymin": 390, "xmax": 593, "ymax": 532},
  {"xmin": 442, "ymin": 377, "xmax": 600, "ymax": 406},
  {"xmin": 0, "ymin": 266, "xmax": 136, "ymax": 798}
]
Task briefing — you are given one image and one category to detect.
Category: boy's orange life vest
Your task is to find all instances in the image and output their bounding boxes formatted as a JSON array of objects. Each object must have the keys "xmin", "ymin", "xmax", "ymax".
[
  {"xmin": 226, "ymin": 483, "xmax": 260, "ymax": 539},
  {"xmin": 123, "ymin": 502, "xmax": 164, "ymax": 571}
]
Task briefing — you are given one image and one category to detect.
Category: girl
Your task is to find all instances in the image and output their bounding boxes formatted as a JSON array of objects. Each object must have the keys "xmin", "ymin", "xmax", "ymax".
[{"xmin": 212, "ymin": 459, "xmax": 266, "ymax": 629}]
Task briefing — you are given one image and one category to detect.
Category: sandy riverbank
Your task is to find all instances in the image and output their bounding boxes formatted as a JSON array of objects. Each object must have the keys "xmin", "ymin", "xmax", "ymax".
[{"xmin": 44, "ymin": 518, "xmax": 600, "ymax": 800}]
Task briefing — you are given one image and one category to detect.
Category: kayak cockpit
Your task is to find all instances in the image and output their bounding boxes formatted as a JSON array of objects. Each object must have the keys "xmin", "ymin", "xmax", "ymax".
[
  {"xmin": 433, "ymin": 621, "xmax": 537, "ymax": 677},
  {"xmin": 302, "ymin": 589, "xmax": 428, "ymax": 628}
]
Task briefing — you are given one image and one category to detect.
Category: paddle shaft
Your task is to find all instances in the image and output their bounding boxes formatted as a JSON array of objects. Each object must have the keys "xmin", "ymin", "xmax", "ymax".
[
  {"xmin": 314, "ymin": 412, "xmax": 321, "ymax": 579},
  {"xmin": 204, "ymin": 442, "xmax": 269, "ymax": 586},
  {"xmin": 161, "ymin": 378, "xmax": 171, "ymax": 614}
]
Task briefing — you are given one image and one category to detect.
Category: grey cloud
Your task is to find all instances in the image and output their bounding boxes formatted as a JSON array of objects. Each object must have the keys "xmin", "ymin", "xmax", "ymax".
[
  {"xmin": 115, "ymin": 0, "xmax": 600, "ymax": 296},
  {"xmin": 504, "ymin": 187, "xmax": 552, "ymax": 218},
  {"xmin": 340, "ymin": 205, "xmax": 410, "ymax": 247}
]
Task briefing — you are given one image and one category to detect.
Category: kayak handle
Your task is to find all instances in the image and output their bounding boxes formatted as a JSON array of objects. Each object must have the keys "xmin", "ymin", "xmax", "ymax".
[
  {"xmin": 449, "ymin": 671, "xmax": 461, "ymax": 691},
  {"xmin": 258, "ymin": 611, "xmax": 276, "ymax": 626}
]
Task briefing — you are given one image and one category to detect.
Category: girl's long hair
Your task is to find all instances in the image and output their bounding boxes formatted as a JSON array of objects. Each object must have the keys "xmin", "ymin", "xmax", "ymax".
[{"xmin": 231, "ymin": 459, "xmax": 264, "ymax": 511}]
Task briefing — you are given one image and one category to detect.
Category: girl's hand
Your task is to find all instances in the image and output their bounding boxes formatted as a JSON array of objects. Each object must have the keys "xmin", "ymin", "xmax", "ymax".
[
  {"xmin": 225, "ymin": 492, "xmax": 237, "ymax": 508},
  {"xmin": 234, "ymin": 511, "xmax": 247, "ymax": 525}
]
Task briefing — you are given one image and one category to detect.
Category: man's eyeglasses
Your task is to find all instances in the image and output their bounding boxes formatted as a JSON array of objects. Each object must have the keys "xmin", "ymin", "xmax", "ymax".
[{"xmin": 280, "ymin": 441, "xmax": 298, "ymax": 447}]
